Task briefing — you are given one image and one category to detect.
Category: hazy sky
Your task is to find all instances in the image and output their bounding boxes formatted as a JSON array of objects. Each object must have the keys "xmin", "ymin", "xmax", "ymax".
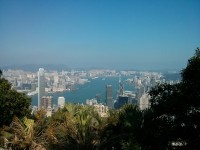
[{"xmin": 0, "ymin": 0, "xmax": 200, "ymax": 70}]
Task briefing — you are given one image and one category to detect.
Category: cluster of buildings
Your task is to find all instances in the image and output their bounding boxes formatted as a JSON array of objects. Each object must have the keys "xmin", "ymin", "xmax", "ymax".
[
  {"xmin": 36, "ymin": 68, "xmax": 116, "ymax": 117},
  {"xmin": 104, "ymin": 71, "xmax": 180, "ymax": 110},
  {"xmin": 2, "ymin": 69, "xmax": 92, "ymax": 95},
  {"xmin": 86, "ymin": 99, "xmax": 108, "ymax": 117},
  {"xmin": 104, "ymin": 77, "xmax": 145, "ymax": 110},
  {"xmin": 2, "ymin": 68, "xmax": 180, "ymax": 117}
]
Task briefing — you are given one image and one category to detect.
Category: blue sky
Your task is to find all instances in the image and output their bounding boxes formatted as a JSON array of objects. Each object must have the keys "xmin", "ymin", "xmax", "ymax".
[{"xmin": 0, "ymin": 0, "xmax": 200, "ymax": 70}]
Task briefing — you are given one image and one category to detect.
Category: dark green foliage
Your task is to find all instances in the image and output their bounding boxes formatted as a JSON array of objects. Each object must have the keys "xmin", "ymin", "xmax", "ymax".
[
  {"xmin": 179, "ymin": 47, "xmax": 200, "ymax": 149},
  {"xmin": 145, "ymin": 47, "xmax": 200, "ymax": 150},
  {"xmin": 181, "ymin": 47, "xmax": 200, "ymax": 108},
  {"xmin": 143, "ymin": 84, "xmax": 182, "ymax": 149},
  {"xmin": 0, "ymin": 70, "xmax": 31, "ymax": 127},
  {"xmin": 0, "ymin": 70, "xmax": 2, "ymax": 77},
  {"xmin": 101, "ymin": 104, "xmax": 142, "ymax": 150}
]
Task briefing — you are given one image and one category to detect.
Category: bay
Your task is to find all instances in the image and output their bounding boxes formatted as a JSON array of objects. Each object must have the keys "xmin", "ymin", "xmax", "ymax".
[{"xmin": 31, "ymin": 77, "xmax": 135, "ymax": 106}]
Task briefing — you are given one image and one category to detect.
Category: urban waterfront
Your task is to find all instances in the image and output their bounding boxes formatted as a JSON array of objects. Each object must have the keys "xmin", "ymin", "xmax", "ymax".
[
  {"xmin": 31, "ymin": 76, "xmax": 135, "ymax": 106},
  {"xmin": 31, "ymin": 72, "xmax": 181, "ymax": 106}
]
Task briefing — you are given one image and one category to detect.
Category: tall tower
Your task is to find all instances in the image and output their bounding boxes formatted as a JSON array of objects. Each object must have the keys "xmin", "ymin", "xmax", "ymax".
[
  {"xmin": 38, "ymin": 68, "xmax": 45, "ymax": 109},
  {"xmin": 106, "ymin": 85, "xmax": 113, "ymax": 108},
  {"xmin": 118, "ymin": 76, "xmax": 123, "ymax": 96}
]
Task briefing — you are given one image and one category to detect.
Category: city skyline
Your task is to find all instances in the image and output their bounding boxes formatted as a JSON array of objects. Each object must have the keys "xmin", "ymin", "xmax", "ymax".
[
  {"xmin": 0, "ymin": 0, "xmax": 200, "ymax": 70},
  {"xmin": 2, "ymin": 67, "xmax": 181, "ymax": 107}
]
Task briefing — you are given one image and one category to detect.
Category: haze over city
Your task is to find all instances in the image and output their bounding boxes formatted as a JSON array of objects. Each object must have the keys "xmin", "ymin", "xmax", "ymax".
[{"xmin": 0, "ymin": 0, "xmax": 200, "ymax": 70}]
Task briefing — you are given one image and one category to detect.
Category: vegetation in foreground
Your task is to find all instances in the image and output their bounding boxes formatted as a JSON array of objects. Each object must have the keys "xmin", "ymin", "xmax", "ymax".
[{"xmin": 0, "ymin": 48, "xmax": 199, "ymax": 150}]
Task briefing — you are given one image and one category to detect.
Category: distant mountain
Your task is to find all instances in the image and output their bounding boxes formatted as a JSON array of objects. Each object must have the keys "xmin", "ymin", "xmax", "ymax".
[
  {"xmin": 1, "ymin": 64, "xmax": 71, "ymax": 72},
  {"xmin": 0, "ymin": 64, "xmax": 182, "ymax": 73}
]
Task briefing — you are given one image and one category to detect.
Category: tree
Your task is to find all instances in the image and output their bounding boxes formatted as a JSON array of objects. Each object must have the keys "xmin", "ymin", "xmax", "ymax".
[
  {"xmin": 145, "ymin": 47, "xmax": 200, "ymax": 149},
  {"xmin": 74, "ymin": 105, "xmax": 103, "ymax": 150},
  {"xmin": 0, "ymin": 70, "xmax": 31, "ymax": 127},
  {"xmin": 0, "ymin": 70, "xmax": 2, "ymax": 77},
  {"xmin": 46, "ymin": 104, "xmax": 81, "ymax": 149},
  {"xmin": 143, "ymin": 83, "xmax": 182, "ymax": 149},
  {"xmin": 179, "ymin": 47, "xmax": 200, "ymax": 149},
  {"xmin": 101, "ymin": 104, "xmax": 142, "ymax": 150},
  {"xmin": 44, "ymin": 103, "xmax": 103, "ymax": 150},
  {"xmin": 0, "ymin": 116, "xmax": 46, "ymax": 149}
]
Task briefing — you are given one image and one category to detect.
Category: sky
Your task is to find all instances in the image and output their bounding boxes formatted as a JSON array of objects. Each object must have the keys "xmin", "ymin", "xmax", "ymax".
[{"xmin": 0, "ymin": 0, "xmax": 200, "ymax": 70}]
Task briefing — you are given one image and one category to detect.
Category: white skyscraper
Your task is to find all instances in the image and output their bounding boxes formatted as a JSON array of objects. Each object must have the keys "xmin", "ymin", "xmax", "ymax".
[
  {"xmin": 58, "ymin": 97, "xmax": 65, "ymax": 108},
  {"xmin": 38, "ymin": 68, "xmax": 45, "ymax": 109}
]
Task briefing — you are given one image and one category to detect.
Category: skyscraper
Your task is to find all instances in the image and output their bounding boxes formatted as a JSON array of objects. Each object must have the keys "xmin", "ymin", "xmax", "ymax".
[
  {"xmin": 118, "ymin": 76, "xmax": 123, "ymax": 96},
  {"xmin": 41, "ymin": 96, "xmax": 52, "ymax": 109},
  {"xmin": 38, "ymin": 68, "xmax": 45, "ymax": 109},
  {"xmin": 58, "ymin": 96, "xmax": 65, "ymax": 108},
  {"xmin": 41, "ymin": 96, "xmax": 53, "ymax": 117},
  {"xmin": 115, "ymin": 95, "xmax": 129, "ymax": 109},
  {"xmin": 106, "ymin": 85, "xmax": 114, "ymax": 108}
]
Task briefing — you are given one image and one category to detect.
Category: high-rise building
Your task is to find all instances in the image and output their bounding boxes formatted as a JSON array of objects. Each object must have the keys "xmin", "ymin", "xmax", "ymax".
[
  {"xmin": 124, "ymin": 91, "xmax": 137, "ymax": 104},
  {"xmin": 38, "ymin": 68, "xmax": 45, "ymax": 109},
  {"xmin": 58, "ymin": 96, "xmax": 65, "ymax": 108},
  {"xmin": 41, "ymin": 96, "xmax": 52, "ymax": 109},
  {"xmin": 116, "ymin": 95, "xmax": 129, "ymax": 109},
  {"xmin": 118, "ymin": 76, "xmax": 123, "ymax": 96},
  {"xmin": 106, "ymin": 85, "xmax": 114, "ymax": 108},
  {"xmin": 41, "ymin": 96, "xmax": 53, "ymax": 117}
]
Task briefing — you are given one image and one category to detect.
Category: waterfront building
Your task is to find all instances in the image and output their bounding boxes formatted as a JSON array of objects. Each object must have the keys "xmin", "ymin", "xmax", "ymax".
[
  {"xmin": 41, "ymin": 96, "xmax": 53, "ymax": 117},
  {"xmin": 115, "ymin": 95, "xmax": 129, "ymax": 109},
  {"xmin": 38, "ymin": 68, "xmax": 45, "ymax": 109},
  {"xmin": 106, "ymin": 85, "xmax": 114, "ymax": 108},
  {"xmin": 41, "ymin": 96, "xmax": 52, "ymax": 109},
  {"xmin": 124, "ymin": 91, "xmax": 137, "ymax": 104},
  {"xmin": 58, "ymin": 96, "xmax": 65, "ymax": 108},
  {"xmin": 118, "ymin": 76, "xmax": 123, "ymax": 96},
  {"xmin": 86, "ymin": 98, "xmax": 98, "ymax": 106}
]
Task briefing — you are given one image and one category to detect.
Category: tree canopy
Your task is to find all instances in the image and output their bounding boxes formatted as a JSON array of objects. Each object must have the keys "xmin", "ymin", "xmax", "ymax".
[
  {"xmin": 0, "ymin": 70, "xmax": 31, "ymax": 127},
  {"xmin": 146, "ymin": 47, "xmax": 200, "ymax": 149}
]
